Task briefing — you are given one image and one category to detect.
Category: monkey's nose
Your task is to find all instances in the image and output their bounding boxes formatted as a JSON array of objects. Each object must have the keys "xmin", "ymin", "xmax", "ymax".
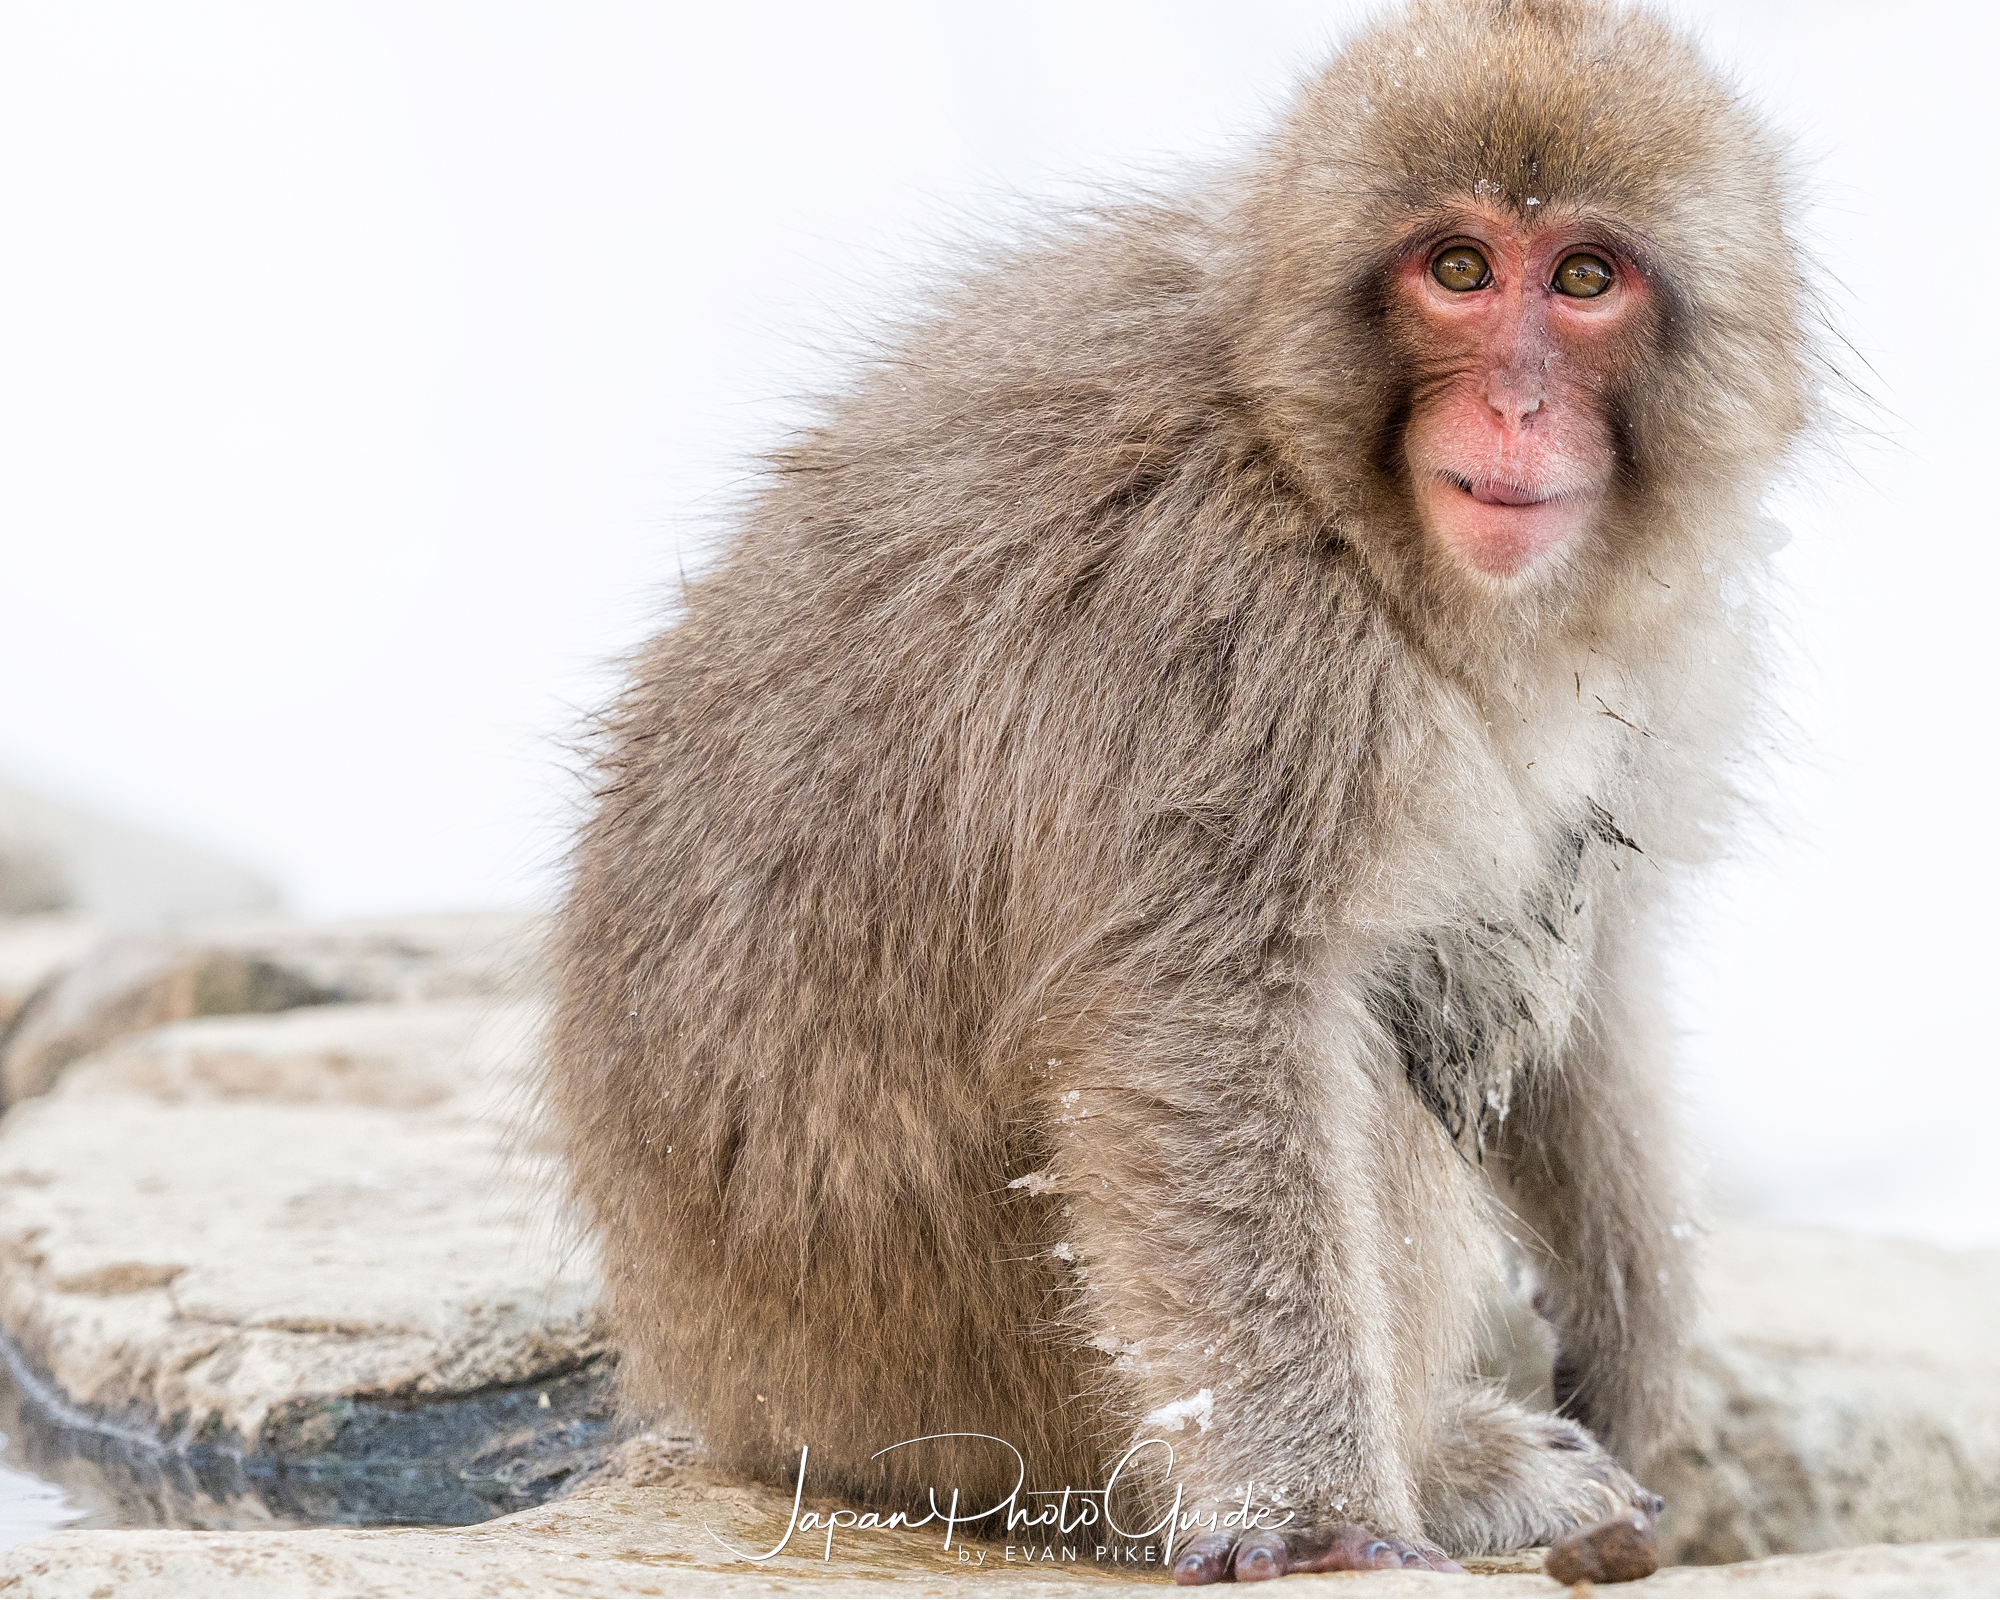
[{"xmin": 1483, "ymin": 374, "xmax": 1545, "ymax": 430}]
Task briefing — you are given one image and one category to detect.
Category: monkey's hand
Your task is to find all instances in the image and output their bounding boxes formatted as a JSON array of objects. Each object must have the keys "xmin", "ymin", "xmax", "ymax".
[
  {"xmin": 1544, "ymin": 1503, "xmax": 1661, "ymax": 1586},
  {"xmin": 1171, "ymin": 1524, "xmax": 1465, "ymax": 1585}
]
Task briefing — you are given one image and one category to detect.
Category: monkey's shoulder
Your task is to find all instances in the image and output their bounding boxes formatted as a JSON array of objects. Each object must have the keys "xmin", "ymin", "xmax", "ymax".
[{"xmin": 746, "ymin": 211, "xmax": 1287, "ymax": 543}]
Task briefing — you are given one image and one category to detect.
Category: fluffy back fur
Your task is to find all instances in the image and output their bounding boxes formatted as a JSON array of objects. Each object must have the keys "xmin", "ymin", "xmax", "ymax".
[{"xmin": 544, "ymin": 0, "xmax": 1813, "ymax": 1541}]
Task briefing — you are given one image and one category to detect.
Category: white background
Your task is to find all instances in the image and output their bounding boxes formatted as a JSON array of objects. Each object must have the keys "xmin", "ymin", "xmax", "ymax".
[{"xmin": 0, "ymin": 3, "xmax": 1993, "ymax": 1247}]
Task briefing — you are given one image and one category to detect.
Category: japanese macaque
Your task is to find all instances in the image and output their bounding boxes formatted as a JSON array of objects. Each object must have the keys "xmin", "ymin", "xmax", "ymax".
[{"xmin": 545, "ymin": 0, "xmax": 1812, "ymax": 1583}]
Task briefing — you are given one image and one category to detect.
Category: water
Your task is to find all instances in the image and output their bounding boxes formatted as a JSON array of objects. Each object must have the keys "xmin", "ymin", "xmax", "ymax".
[
  {"xmin": 0, "ymin": 1347, "xmax": 623, "ymax": 1555},
  {"xmin": 0, "ymin": 1454, "xmax": 81, "ymax": 1555},
  {"xmin": 0, "ymin": 1364, "xmax": 84, "ymax": 1553},
  {"xmin": 0, "ymin": 1364, "xmax": 143, "ymax": 1554},
  {"xmin": 0, "ymin": 1362, "xmax": 298, "ymax": 1549}
]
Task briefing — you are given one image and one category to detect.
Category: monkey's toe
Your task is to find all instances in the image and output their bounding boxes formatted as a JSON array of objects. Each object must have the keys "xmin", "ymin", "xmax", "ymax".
[
  {"xmin": 1246, "ymin": 1524, "xmax": 1464, "ymax": 1581},
  {"xmin": 1544, "ymin": 1509, "xmax": 1660, "ymax": 1585},
  {"xmin": 1172, "ymin": 1524, "xmax": 1462, "ymax": 1584},
  {"xmin": 1172, "ymin": 1534, "xmax": 1235, "ymax": 1585}
]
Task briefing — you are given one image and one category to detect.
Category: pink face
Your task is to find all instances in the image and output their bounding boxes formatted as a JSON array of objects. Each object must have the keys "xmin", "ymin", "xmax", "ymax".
[{"xmin": 1395, "ymin": 214, "xmax": 1650, "ymax": 580}]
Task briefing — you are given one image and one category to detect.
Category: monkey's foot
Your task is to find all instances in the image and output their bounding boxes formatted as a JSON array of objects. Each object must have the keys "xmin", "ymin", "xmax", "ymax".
[
  {"xmin": 1172, "ymin": 1524, "xmax": 1464, "ymax": 1585},
  {"xmin": 1544, "ymin": 1509, "xmax": 1659, "ymax": 1586}
]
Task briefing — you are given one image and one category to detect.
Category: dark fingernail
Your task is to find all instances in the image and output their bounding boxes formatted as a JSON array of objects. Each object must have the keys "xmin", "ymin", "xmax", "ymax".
[
  {"xmin": 1401, "ymin": 1548, "xmax": 1424, "ymax": 1566},
  {"xmin": 1649, "ymin": 1493, "xmax": 1666, "ymax": 1516},
  {"xmin": 1362, "ymin": 1540, "xmax": 1395, "ymax": 1565}
]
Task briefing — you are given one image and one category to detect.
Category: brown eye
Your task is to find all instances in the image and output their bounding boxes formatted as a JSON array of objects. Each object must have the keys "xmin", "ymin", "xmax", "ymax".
[
  {"xmin": 1431, "ymin": 245, "xmax": 1491, "ymax": 292},
  {"xmin": 1553, "ymin": 252, "xmax": 1614, "ymax": 298}
]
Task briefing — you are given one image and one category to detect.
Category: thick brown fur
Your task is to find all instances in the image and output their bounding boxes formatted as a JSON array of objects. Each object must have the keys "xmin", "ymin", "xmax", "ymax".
[{"xmin": 544, "ymin": 0, "xmax": 1814, "ymax": 1558}]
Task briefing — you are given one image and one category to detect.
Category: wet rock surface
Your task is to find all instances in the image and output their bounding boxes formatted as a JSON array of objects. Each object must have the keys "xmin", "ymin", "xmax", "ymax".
[
  {"xmin": 2, "ymin": 1346, "xmax": 618, "ymax": 1535},
  {"xmin": 0, "ymin": 911, "xmax": 619, "ymax": 1533}
]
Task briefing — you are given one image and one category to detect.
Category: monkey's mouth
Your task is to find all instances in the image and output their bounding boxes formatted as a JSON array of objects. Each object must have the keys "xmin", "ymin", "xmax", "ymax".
[
  {"xmin": 1420, "ymin": 471, "xmax": 1593, "ymax": 579},
  {"xmin": 1445, "ymin": 473, "xmax": 1555, "ymax": 508}
]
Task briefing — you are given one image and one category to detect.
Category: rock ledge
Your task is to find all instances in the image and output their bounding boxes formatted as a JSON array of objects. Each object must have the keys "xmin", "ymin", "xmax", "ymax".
[{"xmin": 4, "ymin": 1469, "xmax": 1997, "ymax": 1597}]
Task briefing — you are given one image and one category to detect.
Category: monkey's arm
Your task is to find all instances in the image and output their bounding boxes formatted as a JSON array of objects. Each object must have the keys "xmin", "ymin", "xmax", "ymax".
[
  {"xmin": 1494, "ymin": 921, "xmax": 1695, "ymax": 1472},
  {"xmin": 1036, "ymin": 967, "xmax": 1450, "ymax": 1548},
  {"xmin": 1030, "ymin": 941, "xmax": 1675, "ymax": 1581},
  {"xmin": 1040, "ymin": 945, "xmax": 1657, "ymax": 1578}
]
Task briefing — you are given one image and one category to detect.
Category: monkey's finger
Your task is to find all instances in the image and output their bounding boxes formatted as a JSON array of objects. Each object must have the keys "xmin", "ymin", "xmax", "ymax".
[
  {"xmin": 1377, "ymin": 1541, "xmax": 1466, "ymax": 1574},
  {"xmin": 1228, "ymin": 1524, "xmax": 1460, "ymax": 1581},
  {"xmin": 1545, "ymin": 1511, "xmax": 1659, "ymax": 1585},
  {"xmin": 1290, "ymin": 1524, "xmax": 1464, "ymax": 1574},
  {"xmin": 1171, "ymin": 1533, "xmax": 1237, "ymax": 1585},
  {"xmin": 1231, "ymin": 1529, "xmax": 1292, "ymax": 1582}
]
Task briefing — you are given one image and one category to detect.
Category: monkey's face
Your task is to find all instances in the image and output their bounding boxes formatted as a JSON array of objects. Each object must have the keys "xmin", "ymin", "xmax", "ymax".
[
  {"xmin": 1392, "ymin": 212, "xmax": 1654, "ymax": 584},
  {"xmin": 1240, "ymin": 2, "xmax": 1814, "ymax": 660}
]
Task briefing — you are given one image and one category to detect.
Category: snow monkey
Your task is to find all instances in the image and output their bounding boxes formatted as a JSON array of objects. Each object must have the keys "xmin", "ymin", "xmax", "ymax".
[{"xmin": 546, "ymin": 0, "xmax": 1812, "ymax": 1583}]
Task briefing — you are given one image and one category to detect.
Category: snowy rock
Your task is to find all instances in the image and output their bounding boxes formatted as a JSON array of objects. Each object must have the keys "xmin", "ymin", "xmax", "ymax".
[
  {"xmin": 0, "ymin": 916, "xmax": 99, "ymax": 1033},
  {"xmin": 1655, "ymin": 1226, "xmax": 2000, "ymax": 1563},
  {"xmin": 0, "ymin": 911, "xmax": 543, "ymax": 1107},
  {"xmin": 0, "ymin": 960, "xmax": 613, "ymax": 1529},
  {"xmin": 161, "ymin": 911, "xmax": 549, "ymax": 1008},
  {"xmin": 0, "ymin": 940, "xmax": 328, "ymax": 1106},
  {"xmin": 58, "ymin": 1000, "xmax": 537, "ymax": 1111}
]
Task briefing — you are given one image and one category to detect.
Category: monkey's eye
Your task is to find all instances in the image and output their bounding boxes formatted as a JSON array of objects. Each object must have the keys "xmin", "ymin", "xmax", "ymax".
[
  {"xmin": 1431, "ymin": 246, "xmax": 1491, "ymax": 292},
  {"xmin": 1552, "ymin": 252, "xmax": 1614, "ymax": 298}
]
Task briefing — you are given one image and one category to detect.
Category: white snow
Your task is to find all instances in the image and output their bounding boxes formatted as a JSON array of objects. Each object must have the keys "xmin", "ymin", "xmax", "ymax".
[{"xmin": 1141, "ymin": 1389, "xmax": 1215, "ymax": 1434}]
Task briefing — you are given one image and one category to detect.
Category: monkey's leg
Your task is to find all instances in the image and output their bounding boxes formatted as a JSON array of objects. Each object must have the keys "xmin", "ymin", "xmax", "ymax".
[
  {"xmin": 1045, "ymin": 984, "xmax": 1471, "ymax": 1584},
  {"xmin": 1491, "ymin": 932, "xmax": 1695, "ymax": 1474}
]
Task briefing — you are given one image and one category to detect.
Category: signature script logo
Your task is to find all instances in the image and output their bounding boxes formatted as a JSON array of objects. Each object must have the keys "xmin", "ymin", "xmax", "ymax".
[{"xmin": 706, "ymin": 1433, "xmax": 1294, "ymax": 1566}]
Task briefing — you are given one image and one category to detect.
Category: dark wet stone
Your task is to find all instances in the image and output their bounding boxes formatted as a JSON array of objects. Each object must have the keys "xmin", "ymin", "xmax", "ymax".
[{"xmin": 1, "ymin": 1345, "xmax": 627, "ymax": 1532}]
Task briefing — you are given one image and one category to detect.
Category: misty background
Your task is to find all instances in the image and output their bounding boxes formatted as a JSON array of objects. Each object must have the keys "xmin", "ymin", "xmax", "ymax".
[{"xmin": 0, "ymin": 2, "xmax": 1992, "ymax": 1248}]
